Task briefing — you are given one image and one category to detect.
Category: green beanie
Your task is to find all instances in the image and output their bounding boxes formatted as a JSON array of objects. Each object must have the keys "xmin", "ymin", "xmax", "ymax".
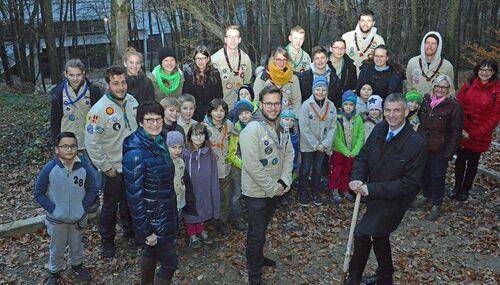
[{"xmin": 405, "ymin": 90, "xmax": 423, "ymax": 104}]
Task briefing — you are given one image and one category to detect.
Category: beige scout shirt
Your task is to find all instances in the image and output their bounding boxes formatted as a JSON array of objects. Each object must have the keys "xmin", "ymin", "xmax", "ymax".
[
  {"xmin": 60, "ymin": 84, "xmax": 93, "ymax": 150},
  {"xmin": 342, "ymin": 30, "xmax": 385, "ymax": 73}
]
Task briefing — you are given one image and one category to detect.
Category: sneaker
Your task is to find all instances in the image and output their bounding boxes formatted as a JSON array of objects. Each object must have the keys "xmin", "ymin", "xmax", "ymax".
[
  {"xmin": 331, "ymin": 190, "xmax": 343, "ymax": 204},
  {"xmin": 263, "ymin": 256, "xmax": 276, "ymax": 267},
  {"xmin": 100, "ymin": 240, "xmax": 115, "ymax": 258},
  {"xmin": 312, "ymin": 195, "xmax": 322, "ymax": 206},
  {"xmin": 412, "ymin": 196, "xmax": 430, "ymax": 208},
  {"xmin": 45, "ymin": 272, "xmax": 60, "ymax": 285},
  {"xmin": 72, "ymin": 264, "xmax": 92, "ymax": 282},
  {"xmin": 427, "ymin": 205, "xmax": 441, "ymax": 221},
  {"xmin": 298, "ymin": 192, "xmax": 309, "ymax": 207},
  {"xmin": 199, "ymin": 231, "xmax": 213, "ymax": 245},
  {"xmin": 345, "ymin": 192, "xmax": 355, "ymax": 202},
  {"xmin": 188, "ymin": 235, "xmax": 201, "ymax": 249}
]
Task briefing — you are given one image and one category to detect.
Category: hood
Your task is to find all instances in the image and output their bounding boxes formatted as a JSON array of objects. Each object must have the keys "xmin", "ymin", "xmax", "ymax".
[{"xmin": 420, "ymin": 31, "xmax": 443, "ymax": 71}]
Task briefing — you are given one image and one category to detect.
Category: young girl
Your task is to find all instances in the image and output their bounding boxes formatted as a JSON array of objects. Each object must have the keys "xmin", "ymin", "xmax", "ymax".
[
  {"xmin": 362, "ymin": 95, "xmax": 383, "ymax": 142},
  {"xmin": 178, "ymin": 94, "xmax": 198, "ymax": 135},
  {"xmin": 182, "ymin": 123, "xmax": 220, "ymax": 249},
  {"xmin": 150, "ymin": 47, "xmax": 184, "ymax": 101},
  {"xmin": 122, "ymin": 47, "xmax": 155, "ymax": 104},
  {"xmin": 203, "ymin": 98, "xmax": 234, "ymax": 234},
  {"xmin": 356, "ymin": 82, "xmax": 374, "ymax": 114},
  {"xmin": 405, "ymin": 90, "xmax": 423, "ymax": 131},
  {"xmin": 328, "ymin": 90, "xmax": 364, "ymax": 203}
]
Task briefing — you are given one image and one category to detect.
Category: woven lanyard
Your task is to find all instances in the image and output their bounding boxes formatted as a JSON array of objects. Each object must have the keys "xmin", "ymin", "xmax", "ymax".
[
  {"xmin": 419, "ymin": 58, "xmax": 444, "ymax": 82},
  {"xmin": 64, "ymin": 79, "xmax": 88, "ymax": 106},
  {"xmin": 223, "ymin": 44, "xmax": 241, "ymax": 75},
  {"xmin": 310, "ymin": 101, "xmax": 330, "ymax": 121},
  {"xmin": 106, "ymin": 93, "xmax": 131, "ymax": 130},
  {"xmin": 354, "ymin": 32, "xmax": 374, "ymax": 56}
]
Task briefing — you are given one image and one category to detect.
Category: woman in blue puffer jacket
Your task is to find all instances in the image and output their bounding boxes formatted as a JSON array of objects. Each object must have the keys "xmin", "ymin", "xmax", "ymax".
[{"xmin": 123, "ymin": 101, "xmax": 178, "ymax": 285}]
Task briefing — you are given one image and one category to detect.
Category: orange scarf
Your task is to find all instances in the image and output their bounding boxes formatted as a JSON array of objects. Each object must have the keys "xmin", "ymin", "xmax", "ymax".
[{"xmin": 267, "ymin": 59, "xmax": 293, "ymax": 86}]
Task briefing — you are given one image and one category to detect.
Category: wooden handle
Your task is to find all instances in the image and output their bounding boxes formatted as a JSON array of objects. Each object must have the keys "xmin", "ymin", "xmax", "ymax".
[{"xmin": 342, "ymin": 193, "xmax": 362, "ymax": 278}]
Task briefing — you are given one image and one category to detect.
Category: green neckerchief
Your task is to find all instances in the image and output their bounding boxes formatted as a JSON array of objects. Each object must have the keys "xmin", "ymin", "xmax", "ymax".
[
  {"xmin": 286, "ymin": 43, "xmax": 304, "ymax": 70},
  {"xmin": 106, "ymin": 93, "xmax": 131, "ymax": 130},
  {"xmin": 154, "ymin": 65, "xmax": 181, "ymax": 94},
  {"xmin": 141, "ymin": 128, "xmax": 170, "ymax": 162}
]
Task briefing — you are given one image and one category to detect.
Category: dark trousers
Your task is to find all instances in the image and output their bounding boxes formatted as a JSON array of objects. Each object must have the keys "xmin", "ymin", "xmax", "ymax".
[
  {"xmin": 99, "ymin": 173, "xmax": 133, "ymax": 241},
  {"xmin": 143, "ymin": 241, "xmax": 178, "ymax": 280},
  {"xmin": 454, "ymin": 148, "xmax": 481, "ymax": 190},
  {"xmin": 245, "ymin": 196, "xmax": 278, "ymax": 285},
  {"xmin": 421, "ymin": 152, "xmax": 449, "ymax": 206},
  {"xmin": 299, "ymin": 151, "xmax": 325, "ymax": 196},
  {"xmin": 348, "ymin": 232, "xmax": 394, "ymax": 285}
]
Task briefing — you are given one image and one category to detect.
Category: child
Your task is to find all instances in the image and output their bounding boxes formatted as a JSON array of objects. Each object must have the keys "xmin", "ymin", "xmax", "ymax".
[
  {"xmin": 356, "ymin": 82, "xmax": 373, "ymax": 114},
  {"xmin": 203, "ymin": 98, "xmax": 234, "ymax": 234},
  {"xmin": 280, "ymin": 109, "xmax": 300, "ymax": 204},
  {"xmin": 33, "ymin": 132, "xmax": 97, "ymax": 284},
  {"xmin": 227, "ymin": 100, "xmax": 254, "ymax": 231},
  {"xmin": 228, "ymin": 85, "xmax": 257, "ymax": 123},
  {"xmin": 298, "ymin": 76, "xmax": 337, "ymax": 207},
  {"xmin": 182, "ymin": 123, "xmax": 220, "ymax": 248},
  {"xmin": 405, "ymin": 90, "xmax": 423, "ymax": 131},
  {"xmin": 178, "ymin": 94, "xmax": 198, "ymax": 135},
  {"xmin": 363, "ymin": 95, "xmax": 384, "ymax": 142},
  {"xmin": 328, "ymin": 90, "xmax": 364, "ymax": 203},
  {"xmin": 160, "ymin": 97, "xmax": 185, "ymax": 135}
]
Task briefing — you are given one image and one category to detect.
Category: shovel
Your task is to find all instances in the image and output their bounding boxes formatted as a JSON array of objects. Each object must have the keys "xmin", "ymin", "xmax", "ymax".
[{"xmin": 332, "ymin": 192, "xmax": 362, "ymax": 285}]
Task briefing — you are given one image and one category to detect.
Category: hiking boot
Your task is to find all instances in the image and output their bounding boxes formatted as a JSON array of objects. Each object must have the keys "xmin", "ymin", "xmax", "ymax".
[
  {"xmin": 427, "ymin": 205, "xmax": 441, "ymax": 221},
  {"xmin": 72, "ymin": 264, "xmax": 92, "ymax": 282},
  {"xmin": 263, "ymin": 256, "xmax": 276, "ymax": 267},
  {"xmin": 188, "ymin": 235, "xmax": 201, "ymax": 249},
  {"xmin": 412, "ymin": 196, "xmax": 430, "ymax": 208},
  {"xmin": 312, "ymin": 195, "xmax": 322, "ymax": 206},
  {"xmin": 345, "ymin": 192, "xmax": 355, "ymax": 202},
  {"xmin": 154, "ymin": 274, "xmax": 172, "ymax": 285},
  {"xmin": 331, "ymin": 190, "xmax": 343, "ymax": 204},
  {"xmin": 298, "ymin": 192, "xmax": 309, "ymax": 207},
  {"xmin": 141, "ymin": 256, "xmax": 157, "ymax": 285},
  {"xmin": 456, "ymin": 187, "xmax": 470, "ymax": 202},
  {"xmin": 100, "ymin": 240, "xmax": 115, "ymax": 258},
  {"xmin": 45, "ymin": 272, "xmax": 60, "ymax": 285},
  {"xmin": 199, "ymin": 231, "xmax": 213, "ymax": 245},
  {"xmin": 361, "ymin": 274, "xmax": 377, "ymax": 285}
]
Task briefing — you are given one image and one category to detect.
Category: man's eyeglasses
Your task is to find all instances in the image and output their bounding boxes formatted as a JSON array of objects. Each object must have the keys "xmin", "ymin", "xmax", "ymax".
[
  {"xmin": 261, "ymin": 102, "xmax": 282, "ymax": 108},
  {"xmin": 144, "ymin": 118, "xmax": 164, "ymax": 125},
  {"xmin": 57, "ymin": 144, "xmax": 78, "ymax": 151}
]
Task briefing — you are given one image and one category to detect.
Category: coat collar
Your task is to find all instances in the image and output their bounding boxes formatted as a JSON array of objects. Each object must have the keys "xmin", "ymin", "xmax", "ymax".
[{"xmin": 373, "ymin": 120, "xmax": 413, "ymax": 149}]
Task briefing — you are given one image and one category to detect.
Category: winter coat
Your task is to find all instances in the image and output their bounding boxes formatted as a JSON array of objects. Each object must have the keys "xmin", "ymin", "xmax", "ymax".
[
  {"xmin": 123, "ymin": 128, "xmax": 178, "ymax": 244},
  {"xmin": 417, "ymin": 94, "xmax": 464, "ymax": 159},
  {"xmin": 182, "ymin": 63, "xmax": 223, "ymax": 121},
  {"xmin": 351, "ymin": 121, "xmax": 427, "ymax": 237},
  {"xmin": 34, "ymin": 156, "xmax": 97, "ymax": 224},
  {"xmin": 456, "ymin": 78, "xmax": 500, "ymax": 153},
  {"xmin": 125, "ymin": 70, "xmax": 155, "ymax": 104},
  {"xmin": 149, "ymin": 68, "xmax": 185, "ymax": 101},
  {"xmin": 182, "ymin": 146, "xmax": 220, "ymax": 224},
  {"xmin": 298, "ymin": 95, "xmax": 337, "ymax": 153},
  {"xmin": 358, "ymin": 63, "xmax": 404, "ymax": 100},
  {"xmin": 332, "ymin": 113, "xmax": 364, "ymax": 157}
]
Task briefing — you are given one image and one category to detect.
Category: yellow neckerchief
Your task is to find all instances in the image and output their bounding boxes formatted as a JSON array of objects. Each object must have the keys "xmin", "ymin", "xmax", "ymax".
[{"xmin": 267, "ymin": 59, "xmax": 293, "ymax": 86}]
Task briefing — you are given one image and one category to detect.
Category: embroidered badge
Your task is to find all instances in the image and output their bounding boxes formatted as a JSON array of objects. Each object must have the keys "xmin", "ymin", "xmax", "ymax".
[
  {"xmin": 68, "ymin": 114, "xmax": 76, "ymax": 121},
  {"xmin": 90, "ymin": 115, "xmax": 99, "ymax": 124},
  {"xmin": 113, "ymin": 122, "xmax": 121, "ymax": 131},
  {"xmin": 265, "ymin": 146, "xmax": 273, "ymax": 155},
  {"xmin": 106, "ymin": 107, "xmax": 114, "ymax": 115},
  {"xmin": 86, "ymin": 125, "xmax": 93, "ymax": 134},
  {"xmin": 95, "ymin": 126, "xmax": 104, "ymax": 134},
  {"xmin": 259, "ymin": 159, "xmax": 268, "ymax": 167},
  {"xmin": 272, "ymin": 158, "xmax": 278, "ymax": 165}
]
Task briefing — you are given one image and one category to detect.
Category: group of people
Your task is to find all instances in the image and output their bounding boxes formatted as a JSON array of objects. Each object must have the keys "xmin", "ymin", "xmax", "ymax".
[{"xmin": 33, "ymin": 8, "xmax": 499, "ymax": 285}]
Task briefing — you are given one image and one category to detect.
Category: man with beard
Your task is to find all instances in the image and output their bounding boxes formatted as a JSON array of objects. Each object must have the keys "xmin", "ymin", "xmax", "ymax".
[
  {"xmin": 85, "ymin": 65, "xmax": 139, "ymax": 258},
  {"xmin": 240, "ymin": 85, "xmax": 294, "ymax": 285},
  {"xmin": 406, "ymin": 31, "xmax": 454, "ymax": 95},
  {"xmin": 212, "ymin": 25, "xmax": 253, "ymax": 110},
  {"xmin": 347, "ymin": 93, "xmax": 427, "ymax": 285},
  {"xmin": 342, "ymin": 9, "xmax": 385, "ymax": 74}
]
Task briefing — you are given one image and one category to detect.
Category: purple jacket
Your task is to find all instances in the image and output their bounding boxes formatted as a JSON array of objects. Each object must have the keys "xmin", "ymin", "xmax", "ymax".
[{"xmin": 182, "ymin": 146, "xmax": 220, "ymax": 223}]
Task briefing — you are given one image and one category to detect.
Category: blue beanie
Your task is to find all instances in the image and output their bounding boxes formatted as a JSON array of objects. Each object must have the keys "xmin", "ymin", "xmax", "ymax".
[
  {"xmin": 342, "ymin": 90, "xmax": 357, "ymax": 104},
  {"xmin": 312, "ymin": 76, "xmax": 329, "ymax": 91},
  {"xmin": 280, "ymin": 109, "xmax": 297, "ymax": 120},
  {"xmin": 235, "ymin": 100, "xmax": 254, "ymax": 118},
  {"xmin": 166, "ymin": 131, "xmax": 184, "ymax": 146}
]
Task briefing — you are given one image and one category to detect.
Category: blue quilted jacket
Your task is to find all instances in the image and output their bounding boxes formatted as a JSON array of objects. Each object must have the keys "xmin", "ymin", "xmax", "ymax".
[{"xmin": 123, "ymin": 128, "xmax": 178, "ymax": 244}]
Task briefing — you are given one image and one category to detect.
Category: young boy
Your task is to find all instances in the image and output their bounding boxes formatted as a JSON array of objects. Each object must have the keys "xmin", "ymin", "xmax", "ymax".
[
  {"xmin": 33, "ymin": 132, "xmax": 97, "ymax": 284},
  {"xmin": 178, "ymin": 94, "xmax": 198, "ymax": 135},
  {"xmin": 405, "ymin": 90, "xmax": 423, "ymax": 131},
  {"xmin": 280, "ymin": 109, "xmax": 300, "ymax": 203},
  {"xmin": 160, "ymin": 97, "xmax": 185, "ymax": 136},
  {"xmin": 363, "ymin": 95, "xmax": 384, "ymax": 142},
  {"xmin": 227, "ymin": 100, "xmax": 254, "ymax": 230},
  {"xmin": 328, "ymin": 90, "xmax": 364, "ymax": 203},
  {"xmin": 286, "ymin": 25, "xmax": 312, "ymax": 73}
]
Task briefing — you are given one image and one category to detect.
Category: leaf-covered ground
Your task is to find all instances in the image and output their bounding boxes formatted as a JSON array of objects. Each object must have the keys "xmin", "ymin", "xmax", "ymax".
[{"xmin": 0, "ymin": 91, "xmax": 499, "ymax": 284}]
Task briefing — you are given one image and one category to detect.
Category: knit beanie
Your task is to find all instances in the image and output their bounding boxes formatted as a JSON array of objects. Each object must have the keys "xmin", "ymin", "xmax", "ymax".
[
  {"xmin": 238, "ymin": 85, "xmax": 255, "ymax": 101},
  {"xmin": 405, "ymin": 90, "xmax": 423, "ymax": 104},
  {"xmin": 166, "ymin": 131, "xmax": 184, "ymax": 146},
  {"xmin": 235, "ymin": 100, "xmax": 254, "ymax": 118},
  {"xmin": 342, "ymin": 90, "xmax": 357, "ymax": 104},
  {"xmin": 158, "ymin": 47, "xmax": 176, "ymax": 65},
  {"xmin": 425, "ymin": 34, "xmax": 440, "ymax": 46},
  {"xmin": 280, "ymin": 109, "xmax": 297, "ymax": 121},
  {"xmin": 367, "ymin": 95, "xmax": 383, "ymax": 112},
  {"xmin": 312, "ymin": 76, "xmax": 329, "ymax": 91}
]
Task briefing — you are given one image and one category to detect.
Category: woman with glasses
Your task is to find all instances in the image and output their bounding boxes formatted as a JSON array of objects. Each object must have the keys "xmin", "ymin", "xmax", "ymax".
[
  {"xmin": 183, "ymin": 45, "xmax": 223, "ymax": 121},
  {"xmin": 413, "ymin": 74, "xmax": 464, "ymax": 221},
  {"xmin": 451, "ymin": 58, "xmax": 499, "ymax": 201},
  {"xmin": 122, "ymin": 101, "xmax": 178, "ymax": 284},
  {"xmin": 253, "ymin": 47, "xmax": 302, "ymax": 115}
]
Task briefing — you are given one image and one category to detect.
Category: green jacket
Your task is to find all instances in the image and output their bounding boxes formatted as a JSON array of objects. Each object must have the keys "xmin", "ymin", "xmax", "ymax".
[
  {"xmin": 228, "ymin": 121, "xmax": 244, "ymax": 169},
  {"xmin": 332, "ymin": 113, "xmax": 364, "ymax": 157}
]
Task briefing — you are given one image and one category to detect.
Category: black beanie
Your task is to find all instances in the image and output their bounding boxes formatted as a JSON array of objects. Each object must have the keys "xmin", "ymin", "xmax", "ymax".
[
  {"xmin": 158, "ymin": 47, "xmax": 176, "ymax": 65},
  {"xmin": 238, "ymin": 85, "xmax": 255, "ymax": 101},
  {"xmin": 425, "ymin": 34, "xmax": 440, "ymax": 46}
]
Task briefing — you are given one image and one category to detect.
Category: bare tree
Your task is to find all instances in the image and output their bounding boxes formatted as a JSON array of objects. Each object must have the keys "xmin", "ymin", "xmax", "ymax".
[{"xmin": 111, "ymin": 0, "xmax": 129, "ymax": 64}]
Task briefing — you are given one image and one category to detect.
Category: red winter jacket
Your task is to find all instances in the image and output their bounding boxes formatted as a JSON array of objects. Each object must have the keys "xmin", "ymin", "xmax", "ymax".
[{"xmin": 456, "ymin": 78, "xmax": 500, "ymax": 153}]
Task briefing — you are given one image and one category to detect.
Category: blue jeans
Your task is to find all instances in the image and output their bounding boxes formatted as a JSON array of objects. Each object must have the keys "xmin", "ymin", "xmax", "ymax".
[
  {"xmin": 143, "ymin": 241, "xmax": 178, "ymax": 280},
  {"xmin": 229, "ymin": 166, "xmax": 242, "ymax": 220},
  {"xmin": 422, "ymin": 151, "xmax": 448, "ymax": 206},
  {"xmin": 298, "ymin": 151, "xmax": 325, "ymax": 196}
]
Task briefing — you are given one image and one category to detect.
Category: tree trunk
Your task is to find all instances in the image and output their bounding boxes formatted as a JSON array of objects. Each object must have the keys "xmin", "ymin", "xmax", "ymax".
[
  {"xmin": 0, "ymin": 27, "xmax": 13, "ymax": 85},
  {"xmin": 111, "ymin": 0, "xmax": 129, "ymax": 64},
  {"xmin": 446, "ymin": 0, "xmax": 461, "ymax": 87},
  {"xmin": 40, "ymin": 0, "xmax": 61, "ymax": 84}
]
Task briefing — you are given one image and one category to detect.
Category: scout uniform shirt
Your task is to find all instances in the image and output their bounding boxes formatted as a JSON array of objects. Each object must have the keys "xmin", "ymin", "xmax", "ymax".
[
  {"xmin": 288, "ymin": 48, "xmax": 311, "ymax": 73},
  {"xmin": 240, "ymin": 119, "xmax": 295, "ymax": 198},
  {"xmin": 211, "ymin": 47, "xmax": 252, "ymax": 110},
  {"xmin": 204, "ymin": 118, "xmax": 234, "ymax": 179},
  {"xmin": 253, "ymin": 70, "xmax": 302, "ymax": 116},
  {"xmin": 84, "ymin": 93, "xmax": 138, "ymax": 173},
  {"xmin": 342, "ymin": 30, "xmax": 385, "ymax": 74},
  {"xmin": 60, "ymin": 80, "xmax": 93, "ymax": 150}
]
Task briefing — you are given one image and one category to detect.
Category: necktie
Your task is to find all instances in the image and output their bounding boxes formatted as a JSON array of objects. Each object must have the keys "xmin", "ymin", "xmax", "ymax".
[{"xmin": 387, "ymin": 131, "xmax": 395, "ymax": 142}]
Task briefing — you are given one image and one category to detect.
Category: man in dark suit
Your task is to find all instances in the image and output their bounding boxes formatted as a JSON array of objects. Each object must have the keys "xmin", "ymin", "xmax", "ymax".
[{"xmin": 347, "ymin": 93, "xmax": 427, "ymax": 285}]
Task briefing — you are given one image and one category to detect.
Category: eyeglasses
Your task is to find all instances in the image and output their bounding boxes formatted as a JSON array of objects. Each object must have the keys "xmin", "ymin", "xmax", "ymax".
[
  {"xmin": 331, "ymin": 47, "xmax": 345, "ymax": 51},
  {"xmin": 195, "ymin": 56, "xmax": 208, "ymax": 61},
  {"xmin": 67, "ymin": 74, "xmax": 83, "ymax": 79},
  {"xmin": 479, "ymin": 68, "xmax": 494, "ymax": 73},
  {"xmin": 261, "ymin": 102, "xmax": 282, "ymax": 108},
  {"xmin": 57, "ymin": 144, "xmax": 78, "ymax": 151},
  {"xmin": 274, "ymin": 58, "xmax": 288, "ymax": 63},
  {"xmin": 144, "ymin": 118, "xmax": 164, "ymax": 125},
  {"xmin": 434, "ymin": 85, "xmax": 450, "ymax": 90},
  {"xmin": 191, "ymin": 133, "xmax": 205, "ymax": 138}
]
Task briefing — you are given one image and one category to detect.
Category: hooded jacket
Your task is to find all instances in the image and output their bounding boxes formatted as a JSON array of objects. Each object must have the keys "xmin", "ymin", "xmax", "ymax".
[
  {"xmin": 298, "ymin": 94, "xmax": 337, "ymax": 153},
  {"xmin": 358, "ymin": 63, "xmax": 404, "ymax": 100}
]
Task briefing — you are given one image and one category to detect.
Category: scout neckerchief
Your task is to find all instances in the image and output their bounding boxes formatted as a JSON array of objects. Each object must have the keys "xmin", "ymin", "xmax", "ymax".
[
  {"xmin": 286, "ymin": 43, "xmax": 304, "ymax": 70},
  {"xmin": 331, "ymin": 57, "xmax": 344, "ymax": 77},
  {"xmin": 419, "ymin": 57, "xmax": 444, "ymax": 82},
  {"xmin": 210, "ymin": 123, "xmax": 229, "ymax": 150},
  {"xmin": 223, "ymin": 44, "xmax": 241, "ymax": 75},
  {"xmin": 64, "ymin": 79, "xmax": 88, "ymax": 106},
  {"xmin": 267, "ymin": 59, "xmax": 293, "ymax": 86},
  {"xmin": 354, "ymin": 32, "xmax": 374, "ymax": 57},
  {"xmin": 310, "ymin": 100, "xmax": 330, "ymax": 121},
  {"xmin": 106, "ymin": 93, "xmax": 131, "ymax": 130},
  {"xmin": 154, "ymin": 65, "xmax": 181, "ymax": 94},
  {"xmin": 258, "ymin": 120, "xmax": 286, "ymax": 150}
]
